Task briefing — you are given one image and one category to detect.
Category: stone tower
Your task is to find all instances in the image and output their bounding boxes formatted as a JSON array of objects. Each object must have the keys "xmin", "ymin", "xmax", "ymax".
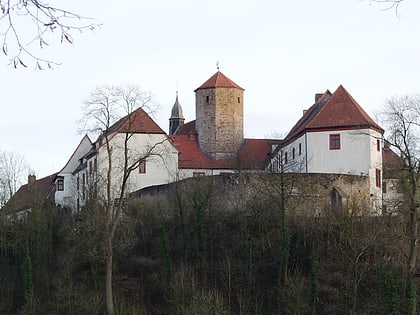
[
  {"xmin": 194, "ymin": 71, "xmax": 244, "ymax": 158},
  {"xmin": 169, "ymin": 92, "xmax": 185, "ymax": 135}
]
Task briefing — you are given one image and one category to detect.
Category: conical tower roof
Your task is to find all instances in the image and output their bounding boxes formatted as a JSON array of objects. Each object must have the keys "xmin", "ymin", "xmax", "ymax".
[
  {"xmin": 194, "ymin": 71, "xmax": 244, "ymax": 91},
  {"xmin": 170, "ymin": 92, "xmax": 184, "ymax": 119}
]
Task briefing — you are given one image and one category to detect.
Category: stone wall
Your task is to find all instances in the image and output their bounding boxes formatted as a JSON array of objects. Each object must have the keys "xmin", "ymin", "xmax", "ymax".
[
  {"xmin": 132, "ymin": 173, "xmax": 372, "ymax": 217},
  {"xmin": 195, "ymin": 87, "xmax": 243, "ymax": 158}
]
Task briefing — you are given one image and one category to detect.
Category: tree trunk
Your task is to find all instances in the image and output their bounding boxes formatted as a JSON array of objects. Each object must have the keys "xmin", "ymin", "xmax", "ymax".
[
  {"xmin": 406, "ymin": 183, "xmax": 418, "ymax": 315},
  {"xmin": 106, "ymin": 236, "xmax": 114, "ymax": 315}
]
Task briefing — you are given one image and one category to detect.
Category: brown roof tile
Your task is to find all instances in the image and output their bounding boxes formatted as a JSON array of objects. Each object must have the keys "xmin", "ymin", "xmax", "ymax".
[
  {"xmin": 107, "ymin": 107, "xmax": 165, "ymax": 135},
  {"xmin": 175, "ymin": 120, "xmax": 196, "ymax": 135},
  {"xmin": 169, "ymin": 135, "xmax": 279, "ymax": 170},
  {"xmin": 194, "ymin": 71, "xmax": 244, "ymax": 91},
  {"xmin": 93, "ymin": 107, "xmax": 166, "ymax": 153},
  {"xmin": 3, "ymin": 174, "xmax": 57, "ymax": 213},
  {"xmin": 286, "ymin": 85, "xmax": 383, "ymax": 142}
]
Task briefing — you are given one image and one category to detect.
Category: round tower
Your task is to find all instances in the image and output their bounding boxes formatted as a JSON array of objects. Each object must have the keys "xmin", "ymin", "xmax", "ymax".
[
  {"xmin": 169, "ymin": 92, "xmax": 185, "ymax": 135},
  {"xmin": 194, "ymin": 71, "xmax": 244, "ymax": 158}
]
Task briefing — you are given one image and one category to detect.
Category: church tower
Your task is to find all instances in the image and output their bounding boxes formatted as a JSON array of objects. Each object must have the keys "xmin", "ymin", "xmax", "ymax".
[
  {"xmin": 169, "ymin": 92, "xmax": 185, "ymax": 135},
  {"xmin": 194, "ymin": 71, "xmax": 244, "ymax": 158}
]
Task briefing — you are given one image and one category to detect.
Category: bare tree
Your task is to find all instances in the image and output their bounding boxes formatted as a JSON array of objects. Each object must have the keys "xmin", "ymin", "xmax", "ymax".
[
  {"xmin": 80, "ymin": 84, "xmax": 169, "ymax": 315},
  {"xmin": 0, "ymin": 0, "xmax": 97, "ymax": 68},
  {"xmin": 378, "ymin": 94, "xmax": 420, "ymax": 314},
  {"xmin": 369, "ymin": 0, "xmax": 406, "ymax": 16},
  {"xmin": 0, "ymin": 150, "xmax": 28, "ymax": 206}
]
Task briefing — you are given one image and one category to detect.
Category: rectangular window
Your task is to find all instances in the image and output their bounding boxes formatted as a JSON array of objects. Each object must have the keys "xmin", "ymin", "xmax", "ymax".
[
  {"xmin": 57, "ymin": 178, "xmax": 64, "ymax": 191},
  {"xmin": 377, "ymin": 139, "xmax": 380, "ymax": 152},
  {"xmin": 139, "ymin": 160, "xmax": 146, "ymax": 174},
  {"xmin": 382, "ymin": 180, "xmax": 387, "ymax": 193},
  {"xmin": 284, "ymin": 152, "xmax": 288, "ymax": 164},
  {"xmin": 329, "ymin": 134, "xmax": 341, "ymax": 150},
  {"xmin": 376, "ymin": 169, "xmax": 381, "ymax": 188},
  {"xmin": 299, "ymin": 143, "xmax": 302, "ymax": 156},
  {"xmin": 94, "ymin": 158, "xmax": 97, "ymax": 172},
  {"xmin": 89, "ymin": 161, "xmax": 92, "ymax": 174},
  {"xmin": 292, "ymin": 147, "xmax": 295, "ymax": 160}
]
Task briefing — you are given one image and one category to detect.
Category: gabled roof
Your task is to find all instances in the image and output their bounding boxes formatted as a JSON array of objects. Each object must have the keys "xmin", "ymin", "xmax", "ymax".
[
  {"xmin": 285, "ymin": 90, "xmax": 332, "ymax": 141},
  {"xmin": 169, "ymin": 134, "xmax": 279, "ymax": 170},
  {"xmin": 194, "ymin": 71, "xmax": 244, "ymax": 91},
  {"xmin": 87, "ymin": 107, "xmax": 166, "ymax": 158},
  {"xmin": 58, "ymin": 134, "xmax": 92, "ymax": 174},
  {"xmin": 105, "ymin": 107, "xmax": 165, "ymax": 136},
  {"xmin": 2, "ymin": 174, "xmax": 57, "ymax": 213},
  {"xmin": 286, "ymin": 85, "xmax": 384, "ymax": 142}
]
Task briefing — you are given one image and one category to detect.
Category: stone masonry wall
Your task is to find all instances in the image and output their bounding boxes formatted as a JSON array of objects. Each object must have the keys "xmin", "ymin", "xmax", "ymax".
[
  {"xmin": 134, "ymin": 173, "xmax": 372, "ymax": 217},
  {"xmin": 195, "ymin": 87, "xmax": 243, "ymax": 159}
]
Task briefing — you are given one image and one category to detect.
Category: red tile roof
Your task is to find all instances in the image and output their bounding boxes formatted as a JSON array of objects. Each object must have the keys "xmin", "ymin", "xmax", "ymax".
[
  {"xmin": 194, "ymin": 71, "xmax": 244, "ymax": 91},
  {"xmin": 107, "ymin": 107, "xmax": 165, "ymax": 135},
  {"xmin": 383, "ymin": 143, "xmax": 401, "ymax": 177},
  {"xmin": 169, "ymin": 134, "xmax": 279, "ymax": 170},
  {"xmin": 90, "ymin": 107, "xmax": 166, "ymax": 156},
  {"xmin": 286, "ymin": 85, "xmax": 383, "ymax": 142},
  {"xmin": 176, "ymin": 120, "xmax": 196, "ymax": 135},
  {"xmin": 2, "ymin": 174, "xmax": 57, "ymax": 213}
]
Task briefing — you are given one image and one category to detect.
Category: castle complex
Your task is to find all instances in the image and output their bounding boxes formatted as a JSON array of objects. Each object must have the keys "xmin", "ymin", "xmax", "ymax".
[{"xmin": 5, "ymin": 70, "xmax": 400, "ymax": 216}]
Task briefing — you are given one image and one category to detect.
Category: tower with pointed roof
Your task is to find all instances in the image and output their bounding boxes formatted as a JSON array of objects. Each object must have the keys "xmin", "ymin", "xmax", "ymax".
[
  {"xmin": 169, "ymin": 92, "xmax": 185, "ymax": 135},
  {"xmin": 194, "ymin": 71, "xmax": 244, "ymax": 158}
]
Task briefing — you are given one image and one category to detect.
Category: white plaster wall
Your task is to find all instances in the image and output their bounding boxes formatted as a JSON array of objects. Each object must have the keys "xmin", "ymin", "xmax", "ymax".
[
  {"xmin": 368, "ymin": 129, "xmax": 383, "ymax": 213},
  {"xmin": 306, "ymin": 129, "xmax": 372, "ymax": 175},
  {"xmin": 54, "ymin": 175, "xmax": 78, "ymax": 208},
  {"xmin": 55, "ymin": 135, "xmax": 92, "ymax": 209},
  {"xmin": 278, "ymin": 134, "xmax": 307, "ymax": 173},
  {"xmin": 96, "ymin": 133, "xmax": 179, "ymax": 200}
]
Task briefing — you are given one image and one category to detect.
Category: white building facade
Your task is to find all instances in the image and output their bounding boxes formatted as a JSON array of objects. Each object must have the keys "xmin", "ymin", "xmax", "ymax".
[{"xmin": 270, "ymin": 86, "xmax": 384, "ymax": 213}]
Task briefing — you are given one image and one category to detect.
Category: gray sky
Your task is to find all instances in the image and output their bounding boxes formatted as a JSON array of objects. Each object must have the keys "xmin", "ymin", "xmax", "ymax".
[{"xmin": 1, "ymin": 0, "xmax": 419, "ymax": 179}]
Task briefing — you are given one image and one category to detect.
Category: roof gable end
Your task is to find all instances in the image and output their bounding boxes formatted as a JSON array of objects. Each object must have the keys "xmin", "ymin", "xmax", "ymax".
[{"xmin": 307, "ymin": 85, "xmax": 383, "ymax": 132}]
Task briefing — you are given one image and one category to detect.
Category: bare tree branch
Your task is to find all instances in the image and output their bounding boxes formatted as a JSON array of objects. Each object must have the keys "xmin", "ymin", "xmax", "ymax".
[
  {"xmin": 369, "ymin": 0, "xmax": 406, "ymax": 17},
  {"xmin": 0, "ymin": 0, "xmax": 99, "ymax": 68},
  {"xmin": 378, "ymin": 93, "xmax": 420, "ymax": 311},
  {"xmin": 80, "ymin": 84, "xmax": 165, "ymax": 315},
  {"xmin": 0, "ymin": 150, "xmax": 29, "ymax": 206}
]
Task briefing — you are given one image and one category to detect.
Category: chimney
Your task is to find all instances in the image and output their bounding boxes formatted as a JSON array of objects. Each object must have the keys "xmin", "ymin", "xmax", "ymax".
[
  {"xmin": 315, "ymin": 93, "xmax": 323, "ymax": 102},
  {"xmin": 28, "ymin": 174, "xmax": 36, "ymax": 185},
  {"xmin": 303, "ymin": 109, "xmax": 308, "ymax": 116}
]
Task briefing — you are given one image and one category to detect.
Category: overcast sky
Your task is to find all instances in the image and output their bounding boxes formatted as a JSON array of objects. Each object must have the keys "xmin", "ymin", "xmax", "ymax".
[{"xmin": 1, "ymin": 0, "xmax": 419, "ymax": 180}]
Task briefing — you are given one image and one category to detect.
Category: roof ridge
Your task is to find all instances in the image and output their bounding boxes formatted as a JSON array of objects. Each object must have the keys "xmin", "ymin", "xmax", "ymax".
[{"xmin": 306, "ymin": 85, "xmax": 383, "ymax": 132}]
